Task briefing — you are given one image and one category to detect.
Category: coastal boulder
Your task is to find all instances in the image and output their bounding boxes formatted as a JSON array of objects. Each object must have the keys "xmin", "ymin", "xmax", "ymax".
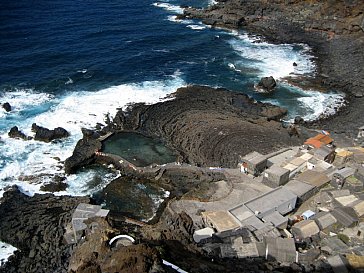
[
  {"xmin": 257, "ymin": 76, "xmax": 277, "ymax": 92},
  {"xmin": 31, "ymin": 123, "xmax": 70, "ymax": 142},
  {"xmin": 8, "ymin": 126, "xmax": 31, "ymax": 140},
  {"xmin": 2, "ymin": 102, "xmax": 12, "ymax": 112}
]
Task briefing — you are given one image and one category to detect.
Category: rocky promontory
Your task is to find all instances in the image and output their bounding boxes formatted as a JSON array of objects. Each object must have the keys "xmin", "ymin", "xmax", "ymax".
[{"xmin": 111, "ymin": 85, "xmax": 302, "ymax": 168}]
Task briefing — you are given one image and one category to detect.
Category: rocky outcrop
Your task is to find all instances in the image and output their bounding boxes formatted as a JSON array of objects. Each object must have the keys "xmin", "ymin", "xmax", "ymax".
[
  {"xmin": 256, "ymin": 76, "xmax": 277, "ymax": 92},
  {"xmin": 2, "ymin": 102, "xmax": 11, "ymax": 112},
  {"xmin": 8, "ymin": 126, "xmax": 31, "ymax": 140},
  {"xmin": 68, "ymin": 218, "xmax": 164, "ymax": 273},
  {"xmin": 112, "ymin": 85, "xmax": 302, "ymax": 168},
  {"xmin": 64, "ymin": 129, "xmax": 101, "ymax": 174},
  {"xmin": 31, "ymin": 123, "xmax": 70, "ymax": 142},
  {"xmin": 0, "ymin": 186, "xmax": 89, "ymax": 273}
]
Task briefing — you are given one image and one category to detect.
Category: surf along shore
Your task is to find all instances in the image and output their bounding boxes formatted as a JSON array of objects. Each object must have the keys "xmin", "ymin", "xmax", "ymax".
[
  {"xmin": 1, "ymin": 1, "xmax": 364, "ymax": 272},
  {"xmin": 181, "ymin": 0, "xmax": 364, "ymax": 140}
]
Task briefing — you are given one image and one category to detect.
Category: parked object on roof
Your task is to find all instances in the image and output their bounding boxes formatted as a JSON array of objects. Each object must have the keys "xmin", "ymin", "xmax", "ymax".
[
  {"xmin": 301, "ymin": 210, "xmax": 315, "ymax": 220},
  {"xmin": 331, "ymin": 167, "xmax": 356, "ymax": 189},
  {"xmin": 244, "ymin": 187, "xmax": 297, "ymax": 219},
  {"xmin": 283, "ymin": 179, "xmax": 316, "ymax": 203},
  {"xmin": 262, "ymin": 211, "xmax": 288, "ymax": 229},
  {"xmin": 201, "ymin": 211, "xmax": 240, "ymax": 233},
  {"xmin": 313, "ymin": 211, "xmax": 337, "ymax": 230},
  {"xmin": 193, "ymin": 227, "xmax": 215, "ymax": 243},
  {"xmin": 64, "ymin": 203, "xmax": 109, "ymax": 244},
  {"xmin": 291, "ymin": 220, "xmax": 320, "ymax": 240},
  {"xmin": 327, "ymin": 255, "xmax": 349, "ymax": 273},
  {"xmin": 331, "ymin": 206, "xmax": 359, "ymax": 227},
  {"xmin": 264, "ymin": 237, "xmax": 297, "ymax": 263},
  {"xmin": 263, "ymin": 164, "xmax": 290, "ymax": 187},
  {"xmin": 304, "ymin": 134, "xmax": 333, "ymax": 149},
  {"xmin": 239, "ymin": 151, "xmax": 267, "ymax": 176},
  {"xmin": 313, "ymin": 146, "xmax": 335, "ymax": 163},
  {"xmin": 296, "ymin": 170, "xmax": 330, "ymax": 188}
]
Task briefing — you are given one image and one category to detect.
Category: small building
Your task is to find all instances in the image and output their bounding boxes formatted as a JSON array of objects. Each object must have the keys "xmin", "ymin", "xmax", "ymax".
[
  {"xmin": 346, "ymin": 254, "xmax": 364, "ymax": 272},
  {"xmin": 283, "ymin": 179, "xmax": 316, "ymax": 203},
  {"xmin": 201, "ymin": 211, "xmax": 241, "ymax": 233},
  {"xmin": 331, "ymin": 206, "xmax": 359, "ymax": 227},
  {"xmin": 313, "ymin": 211, "xmax": 337, "ymax": 230},
  {"xmin": 334, "ymin": 195, "xmax": 358, "ymax": 207},
  {"xmin": 358, "ymin": 126, "xmax": 364, "ymax": 139},
  {"xmin": 193, "ymin": 227, "xmax": 215, "ymax": 243},
  {"xmin": 264, "ymin": 237, "xmax": 297, "ymax": 263},
  {"xmin": 335, "ymin": 149, "xmax": 353, "ymax": 165},
  {"xmin": 327, "ymin": 255, "xmax": 349, "ymax": 273},
  {"xmin": 348, "ymin": 199, "xmax": 364, "ymax": 218},
  {"xmin": 313, "ymin": 146, "xmax": 335, "ymax": 163},
  {"xmin": 296, "ymin": 170, "xmax": 330, "ymax": 189},
  {"xmin": 263, "ymin": 165, "xmax": 290, "ymax": 187},
  {"xmin": 244, "ymin": 187, "xmax": 297, "ymax": 219},
  {"xmin": 331, "ymin": 167, "xmax": 356, "ymax": 189},
  {"xmin": 291, "ymin": 220, "xmax": 320, "ymax": 240},
  {"xmin": 304, "ymin": 134, "xmax": 333, "ymax": 149},
  {"xmin": 355, "ymin": 166, "xmax": 364, "ymax": 182},
  {"xmin": 307, "ymin": 158, "xmax": 333, "ymax": 172},
  {"xmin": 239, "ymin": 151, "xmax": 267, "ymax": 176},
  {"xmin": 64, "ymin": 203, "xmax": 109, "ymax": 244},
  {"xmin": 262, "ymin": 211, "xmax": 288, "ymax": 229}
]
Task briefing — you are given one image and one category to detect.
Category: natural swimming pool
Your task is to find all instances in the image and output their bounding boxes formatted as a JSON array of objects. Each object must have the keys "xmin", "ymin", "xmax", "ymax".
[{"xmin": 101, "ymin": 132, "xmax": 176, "ymax": 167}]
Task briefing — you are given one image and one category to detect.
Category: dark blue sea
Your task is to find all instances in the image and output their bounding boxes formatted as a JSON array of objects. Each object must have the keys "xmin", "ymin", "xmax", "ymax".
[{"xmin": 0, "ymin": 0, "xmax": 344, "ymax": 201}]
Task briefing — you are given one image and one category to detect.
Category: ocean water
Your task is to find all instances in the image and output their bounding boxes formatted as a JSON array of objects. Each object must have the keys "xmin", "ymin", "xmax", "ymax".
[
  {"xmin": 0, "ymin": 0, "xmax": 346, "ymax": 199},
  {"xmin": 0, "ymin": 0, "xmax": 345, "ymax": 262}
]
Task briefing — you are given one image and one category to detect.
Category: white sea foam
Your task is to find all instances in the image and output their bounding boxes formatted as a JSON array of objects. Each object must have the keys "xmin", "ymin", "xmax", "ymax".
[
  {"xmin": 228, "ymin": 33, "xmax": 315, "ymax": 79},
  {"xmin": 297, "ymin": 90, "xmax": 346, "ymax": 121},
  {"xmin": 152, "ymin": 2, "xmax": 184, "ymax": 14},
  {"xmin": 0, "ymin": 76, "xmax": 185, "ymax": 200},
  {"xmin": 186, "ymin": 24, "xmax": 206, "ymax": 30},
  {"xmin": 167, "ymin": 15, "xmax": 194, "ymax": 25},
  {"xmin": 0, "ymin": 241, "xmax": 17, "ymax": 266},
  {"xmin": 262, "ymin": 83, "xmax": 346, "ymax": 121},
  {"xmin": 0, "ymin": 89, "xmax": 53, "ymax": 118}
]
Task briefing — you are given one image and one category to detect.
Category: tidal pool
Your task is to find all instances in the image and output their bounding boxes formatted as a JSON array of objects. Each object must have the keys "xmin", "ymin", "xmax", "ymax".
[{"xmin": 101, "ymin": 132, "xmax": 176, "ymax": 167}]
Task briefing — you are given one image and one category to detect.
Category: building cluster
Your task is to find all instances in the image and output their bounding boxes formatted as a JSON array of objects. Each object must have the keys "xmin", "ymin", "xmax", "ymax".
[{"xmin": 192, "ymin": 132, "xmax": 364, "ymax": 272}]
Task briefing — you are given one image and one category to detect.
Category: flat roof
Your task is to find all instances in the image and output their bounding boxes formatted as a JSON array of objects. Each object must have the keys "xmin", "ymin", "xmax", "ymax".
[
  {"xmin": 265, "ymin": 165, "xmax": 290, "ymax": 176},
  {"xmin": 283, "ymin": 163, "xmax": 298, "ymax": 171},
  {"xmin": 296, "ymin": 170, "xmax": 330, "ymax": 187},
  {"xmin": 245, "ymin": 187, "xmax": 297, "ymax": 215},
  {"xmin": 290, "ymin": 157, "xmax": 306, "ymax": 166},
  {"xmin": 300, "ymin": 153, "xmax": 313, "ymax": 161},
  {"xmin": 241, "ymin": 151, "xmax": 266, "ymax": 164},
  {"xmin": 202, "ymin": 211, "xmax": 241, "ymax": 233},
  {"xmin": 283, "ymin": 179, "xmax": 315, "ymax": 198},
  {"xmin": 229, "ymin": 204, "xmax": 254, "ymax": 222}
]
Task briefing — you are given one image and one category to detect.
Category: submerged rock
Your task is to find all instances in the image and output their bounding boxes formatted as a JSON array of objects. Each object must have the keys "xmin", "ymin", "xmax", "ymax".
[
  {"xmin": 31, "ymin": 123, "xmax": 70, "ymax": 142},
  {"xmin": 256, "ymin": 76, "xmax": 277, "ymax": 92},
  {"xmin": 2, "ymin": 102, "xmax": 11, "ymax": 112}
]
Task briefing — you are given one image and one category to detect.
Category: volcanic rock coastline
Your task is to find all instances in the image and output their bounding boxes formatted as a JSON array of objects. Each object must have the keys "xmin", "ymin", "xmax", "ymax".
[{"xmin": 182, "ymin": 0, "xmax": 364, "ymax": 137}]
